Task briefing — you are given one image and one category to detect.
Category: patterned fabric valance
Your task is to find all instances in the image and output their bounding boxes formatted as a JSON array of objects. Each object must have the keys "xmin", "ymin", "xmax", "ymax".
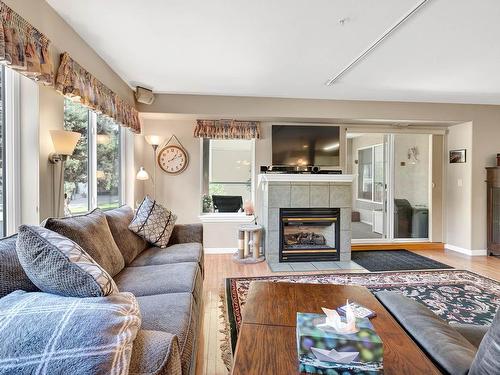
[
  {"xmin": 194, "ymin": 119, "xmax": 260, "ymax": 140},
  {"xmin": 0, "ymin": 2, "xmax": 54, "ymax": 85},
  {"xmin": 55, "ymin": 52, "xmax": 140, "ymax": 133}
]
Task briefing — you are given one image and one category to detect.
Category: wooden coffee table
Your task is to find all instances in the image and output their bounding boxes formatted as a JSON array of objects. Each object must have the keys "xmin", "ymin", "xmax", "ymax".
[{"xmin": 231, "ymin": 281, "xmax": 441, "ymax": 375}]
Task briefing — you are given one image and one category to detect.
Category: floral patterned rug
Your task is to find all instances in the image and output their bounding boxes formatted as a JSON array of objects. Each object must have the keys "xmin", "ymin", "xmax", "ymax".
[{"xmin": 220, "ymin": 270, "xmax": 500, "ymax": 368}]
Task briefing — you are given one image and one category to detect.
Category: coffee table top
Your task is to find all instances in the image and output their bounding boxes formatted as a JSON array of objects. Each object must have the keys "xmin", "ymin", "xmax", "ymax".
[{"xmin": 231, "ymin": 281, "xmax": 441, "ymax": 375}]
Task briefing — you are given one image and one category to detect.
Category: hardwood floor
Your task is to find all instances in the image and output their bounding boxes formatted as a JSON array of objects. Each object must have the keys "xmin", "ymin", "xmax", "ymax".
[{"xmin": 195, "ymin": 250, "xmax": 500, "ymax": 375}]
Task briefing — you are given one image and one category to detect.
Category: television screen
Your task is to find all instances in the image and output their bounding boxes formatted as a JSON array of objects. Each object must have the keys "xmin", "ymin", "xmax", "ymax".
[{"xmin": 272, "ymin": 125, "xmax": 340, "ymax": 166}]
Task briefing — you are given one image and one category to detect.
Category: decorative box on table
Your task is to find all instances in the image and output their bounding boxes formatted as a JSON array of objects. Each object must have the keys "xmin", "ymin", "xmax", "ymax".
[{"xmin": 297, "ymin": 312, "xmax": 383, "ymax": 374}]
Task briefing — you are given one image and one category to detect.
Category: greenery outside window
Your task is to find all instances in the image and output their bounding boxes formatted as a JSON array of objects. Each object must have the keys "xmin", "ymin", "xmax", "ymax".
[
  {"xmin": 63, "ymin": 99, "xmax": 90, "ymax": 215},
  {"xmin": 63, "ymin": 99, "xmax": 122, "ymax": 215},
  {"xmin": 96, "ymin": 114, "xmax": 121, "ymax": 210},
  {"xmin": 357, "ymin": 144, "xmax": 384, "ymax": 204}
]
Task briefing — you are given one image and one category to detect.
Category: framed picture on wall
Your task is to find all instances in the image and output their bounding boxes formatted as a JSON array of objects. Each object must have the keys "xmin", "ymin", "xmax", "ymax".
[{"xmin": 449, "ymin": 149, "xmax": 466, "ymax": 163}]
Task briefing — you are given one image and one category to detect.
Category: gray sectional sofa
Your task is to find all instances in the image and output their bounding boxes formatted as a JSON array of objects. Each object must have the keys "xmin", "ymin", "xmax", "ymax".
[{"xmin": 0, "ymin": 205, "xmax": 204, "ymax": 375}]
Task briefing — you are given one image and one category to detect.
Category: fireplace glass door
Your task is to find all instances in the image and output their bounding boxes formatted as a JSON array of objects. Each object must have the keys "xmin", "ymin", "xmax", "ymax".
[{"xmin": 280, "ymin": 208, "xmax": 340, "ymax": 262}]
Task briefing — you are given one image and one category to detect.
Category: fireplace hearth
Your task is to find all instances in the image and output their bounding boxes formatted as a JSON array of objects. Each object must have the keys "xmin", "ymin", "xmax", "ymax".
[{"xmin": 279, "ymin": 208, "xmax": 340, "ymax": 262}]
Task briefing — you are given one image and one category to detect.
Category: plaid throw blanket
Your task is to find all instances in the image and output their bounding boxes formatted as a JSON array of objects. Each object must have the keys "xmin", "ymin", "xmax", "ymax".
[{"xmin": 0, "ymin": 291, "xmax": 141, "ymax": 375}]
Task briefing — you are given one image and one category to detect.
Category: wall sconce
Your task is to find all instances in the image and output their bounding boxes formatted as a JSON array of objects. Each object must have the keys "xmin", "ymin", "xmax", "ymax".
[
  {"xmin": 49, "ymin": 130, "xmax": 81, "ymax": 217},
  {"xmin": 49, "ymin": 130, "xmax": 81, "ymax": 163},
  {"xmin": 144, "ymin": 135, "xmax": 164, "ymax": 199},
  {"xmin": 136, "ymin": 167, "xmax": 150, "ymax": 181},
  {"xmin": 407, "ymin": 146, "xmax": 419, "ymax": 165}
]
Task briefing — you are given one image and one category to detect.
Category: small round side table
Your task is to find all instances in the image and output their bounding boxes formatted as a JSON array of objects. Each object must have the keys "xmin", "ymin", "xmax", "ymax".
[{"xmin": 234, "ymin": 224, "xmax": 265, "ymax": 264}]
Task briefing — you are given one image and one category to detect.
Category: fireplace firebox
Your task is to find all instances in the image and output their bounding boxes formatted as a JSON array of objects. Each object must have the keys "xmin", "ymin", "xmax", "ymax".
[{"xmin": 279, "ymin": 208, "xmax": 340, "ymax": 262}]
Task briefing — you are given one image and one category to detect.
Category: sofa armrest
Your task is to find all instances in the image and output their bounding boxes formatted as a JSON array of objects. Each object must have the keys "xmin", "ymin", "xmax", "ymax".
[
  {"xmin": 450, "ymin": 323, "xmax": 490, "ymax": 348},
  {"xmin": 375, "ymin": 291, "xmax": 477, "ymax": 375},
  {"xmin": 168, "ymin": 224, "xmax": 203, "ymax": 245},
  {"xmin": 130, "ymin": 330, "xmax": 182, "ymax": 375}
]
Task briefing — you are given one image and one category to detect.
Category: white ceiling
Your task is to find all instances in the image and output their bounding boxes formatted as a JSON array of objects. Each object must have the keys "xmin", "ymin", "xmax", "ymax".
[{"xmin": 46, "ymin": 0, "xmax": 500, "ymax": 104}]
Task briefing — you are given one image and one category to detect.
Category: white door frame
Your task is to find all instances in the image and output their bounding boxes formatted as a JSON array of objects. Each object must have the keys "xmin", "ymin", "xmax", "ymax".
[{"xmin": 346, "ymin": 127, "xmax": 445, "ymax": 244}]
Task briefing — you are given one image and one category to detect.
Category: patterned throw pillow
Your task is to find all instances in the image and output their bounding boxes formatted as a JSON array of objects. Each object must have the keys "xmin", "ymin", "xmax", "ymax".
[
  {"xmin": 129, "ymin": 196, "xmax": 177, "ymax": 248},
  {"xmin": 16, "ymin": 225, "xmax": 119, "ymax": 297},
  {"xmin": 0, "ymin": 234, "xmax": 39, "ymax": 297},
  {"xmin": 0, "ymin": 290, "xmax": 141, "ymax": 375}
]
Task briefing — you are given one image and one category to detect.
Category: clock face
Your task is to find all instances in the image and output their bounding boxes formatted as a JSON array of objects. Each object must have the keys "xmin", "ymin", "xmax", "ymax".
[{"xmin": 158, "ymin": 145, "xmax": 189, "ymax": 174}]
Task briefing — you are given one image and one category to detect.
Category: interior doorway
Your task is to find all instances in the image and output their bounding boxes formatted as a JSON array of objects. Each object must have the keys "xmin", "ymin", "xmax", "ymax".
[{"xmin": 347, "ymin": 132, "xmax": 432, "ymax": 242}]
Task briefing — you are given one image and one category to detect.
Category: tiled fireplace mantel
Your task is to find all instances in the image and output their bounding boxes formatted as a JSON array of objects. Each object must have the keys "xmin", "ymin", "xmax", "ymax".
[
  {"xmin": 258, "ymin": 173, "xmax": 354, "ymax": 265},
  {"xmin": 258, "ymin": 173, "xmax": 355, "ymax": 184}
]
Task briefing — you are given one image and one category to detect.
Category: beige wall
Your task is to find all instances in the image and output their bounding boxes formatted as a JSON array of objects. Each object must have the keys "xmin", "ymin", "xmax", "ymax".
[
  {"xmin": 138, "ymin": 94, "xmax": 500, "ymax": 251},
  {"xmin": 445, "ymin": 122, "xmax": 473, "ymax": 250},
  {"xmin": 139, "ymin": 119, "xmax": 202, "ymax": 224},
  {"xmin": 5, "ymin": 0, "xmax": 136, "ymax": 221}
]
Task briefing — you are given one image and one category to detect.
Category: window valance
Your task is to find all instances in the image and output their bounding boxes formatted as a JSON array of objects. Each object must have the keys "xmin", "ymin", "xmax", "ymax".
[
  {"xmin": 194, "ymin": 119, "xmax": 260, "ymax": 140},
  {"xmin": 55, "ymin": 52, "xmax": 141, "ymax": 133},
  {"xmin": 0, "ymin": 2, "xmax": 54, "ymax": 85}
]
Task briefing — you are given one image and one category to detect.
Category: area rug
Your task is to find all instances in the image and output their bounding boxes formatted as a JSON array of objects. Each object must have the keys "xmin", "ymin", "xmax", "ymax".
[
  {"xmin": 351, "ymin": 249, "xmax": 453, "ymax": 272},
  {"xmin": 219, "ymin": 270, "xmax": 500, "ymax": 369}
]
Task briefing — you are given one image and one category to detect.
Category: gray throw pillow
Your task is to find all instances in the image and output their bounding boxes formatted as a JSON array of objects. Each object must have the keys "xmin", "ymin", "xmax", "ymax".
[
  {"xmin": 129, "ymin": 196, "xmax": 177, "ymax": 248},
  {"xmin": 43, "ymin": 208, "xmax": 125, "ymax": 276},
  {"xmin": 0, "ymin": 290, "xmax": 141, "ymax": 375},
  {"xmin": 0, "ymin": 234, "xmax": 38, "ymax": 297},
  {"xmin": 469, "ymin": 308, "xmax": 500, "ymax": 375},
  {"xmin": 16, "ymin": 225, "xmax": 119, "ymax": 297},
  {"xmin": 105, "ymin": 205, "xmax": 148, "ymax": 264}
]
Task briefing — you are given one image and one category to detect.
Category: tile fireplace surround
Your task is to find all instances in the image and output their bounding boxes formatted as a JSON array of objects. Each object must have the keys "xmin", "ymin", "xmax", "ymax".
[{"xmin": 258, "ymin": 173, "xmax": 354, "ymax": 270}]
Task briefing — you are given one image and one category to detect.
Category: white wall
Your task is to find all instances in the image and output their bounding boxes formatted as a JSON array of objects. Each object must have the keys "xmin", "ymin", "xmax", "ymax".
[
  {"xmin": 445, "ymin": 122, "xmax": 472, "ymax": 251},
  {"xmin": 394, "ymin": 134, "xmax": 430, "ymax": 207}
]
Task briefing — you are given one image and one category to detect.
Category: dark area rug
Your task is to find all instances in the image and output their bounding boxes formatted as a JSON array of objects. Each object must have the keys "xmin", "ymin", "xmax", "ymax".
[
  {"xmin": 220, "ymin": 270, "xmax": 500, "ymax": 369},
  {"xmin": 351, "ymin": 249, "xmax": 453, "ymax": 272}
]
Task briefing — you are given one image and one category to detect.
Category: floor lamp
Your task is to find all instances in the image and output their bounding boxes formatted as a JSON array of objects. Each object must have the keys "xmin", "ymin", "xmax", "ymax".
[
  {"xmin": 49, "ymin": 130, "xmax": 81, "ymax": 217},
  {"xmin": 144, "ymin": 135, "xmax": 163, "ymax": 199}
]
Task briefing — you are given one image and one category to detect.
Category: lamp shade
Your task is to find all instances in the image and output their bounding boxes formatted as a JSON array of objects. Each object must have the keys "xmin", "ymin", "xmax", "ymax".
[
  {"xmin": 50, "ymin": 130, "xmax": 81, "ymax": 156},
  {"xmin": 145, "ymin": 135, "xmax": 163, "ymax": 146},
  {"xmin": 136, "ymin": 167, "xmax": 150, "ymax": 180}
]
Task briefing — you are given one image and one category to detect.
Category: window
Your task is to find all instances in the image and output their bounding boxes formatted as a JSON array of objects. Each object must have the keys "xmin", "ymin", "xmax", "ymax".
[
  {"xmin": 96, "ymin": 114, "xmax": 121, "ymax": 210},
  {"xmin": 63, "ymin": 99, "xmax": 122, "ymax": 215},
  {"xmin": 202, "ymin": 139, "xmax": 254, "ymax": 213},
  {"xmin": 63, "ymin": 99, "xmax": 90, "ymax": 214},
  {"xmin": 357, "ymin": 144, "xmax": 384, "ymax": 203},
  {"xmin": 0, "ymin": 67, "xmax": 5, "ymax": 236}
]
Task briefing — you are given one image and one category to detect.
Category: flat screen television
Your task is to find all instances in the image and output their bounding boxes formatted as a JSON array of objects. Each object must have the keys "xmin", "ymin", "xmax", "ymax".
[{"xmin": 272, "ymin": 125, "xmax": 340, "ymax": 166}]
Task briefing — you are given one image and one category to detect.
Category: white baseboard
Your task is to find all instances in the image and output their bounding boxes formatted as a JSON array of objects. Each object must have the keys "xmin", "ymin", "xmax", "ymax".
[
  {"xmin": 204, "ymin": 247, "xmax": 237, "ymax": 254},
  {"xmin": 445, "ymin": 244, "xmax": 487, "ymax": 256}
]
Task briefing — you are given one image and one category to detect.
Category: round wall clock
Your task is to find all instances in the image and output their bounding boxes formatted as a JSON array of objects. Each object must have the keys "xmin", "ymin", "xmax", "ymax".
[{"xmin": 157, "ymin": 145, "xmax": 189, "ymax": 174}]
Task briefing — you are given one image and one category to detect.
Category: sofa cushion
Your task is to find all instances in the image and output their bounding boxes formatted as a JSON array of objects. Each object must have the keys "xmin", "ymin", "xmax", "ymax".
[
  {"xmin": 129, "ymin": 330, "xmax": 182, "ymax": 375},
  {"xmin": 129, "ymin": 243, "xmax": 203, "ymax": 270},
  {"xmin": 129, "ymin": 196, "xmax": 177, "ymax": 248},
  {"xmin": 469, "ymin": 308, "xmax": 500, "ymax": 375},
  {"xmin": 0, "ymin": 234, "xmax": 38, "ymax": 297},
  {"xmin": 43, "ymin": 208, "xmax": 125, "ymax": 276},
  {"xmin": 136, "ymin": 293, "xmax": 198, "ymax": 375},
  {"xmin": 105, "ymin": 205, "xmax": 148, "ymax": 264},
  {"xmin": 114, "ymin": 262, "xmax": 201, "ymax": 302},
  {"xmin": 376, "ymin": 291, "xmax": 477, "ymax": 375},
  {"xmin": 16, "ymin": 225, "xmax": 118, "ymax": 297},
  {"xmin": 0, "ymin": 290, "xmax": 141, "ymax": 375}
]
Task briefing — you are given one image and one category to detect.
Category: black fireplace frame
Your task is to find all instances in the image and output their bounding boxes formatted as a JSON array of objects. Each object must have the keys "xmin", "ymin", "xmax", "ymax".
[{"xmin": 279, "ymin": 207, "xmax": 340, "ymax": 262}]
